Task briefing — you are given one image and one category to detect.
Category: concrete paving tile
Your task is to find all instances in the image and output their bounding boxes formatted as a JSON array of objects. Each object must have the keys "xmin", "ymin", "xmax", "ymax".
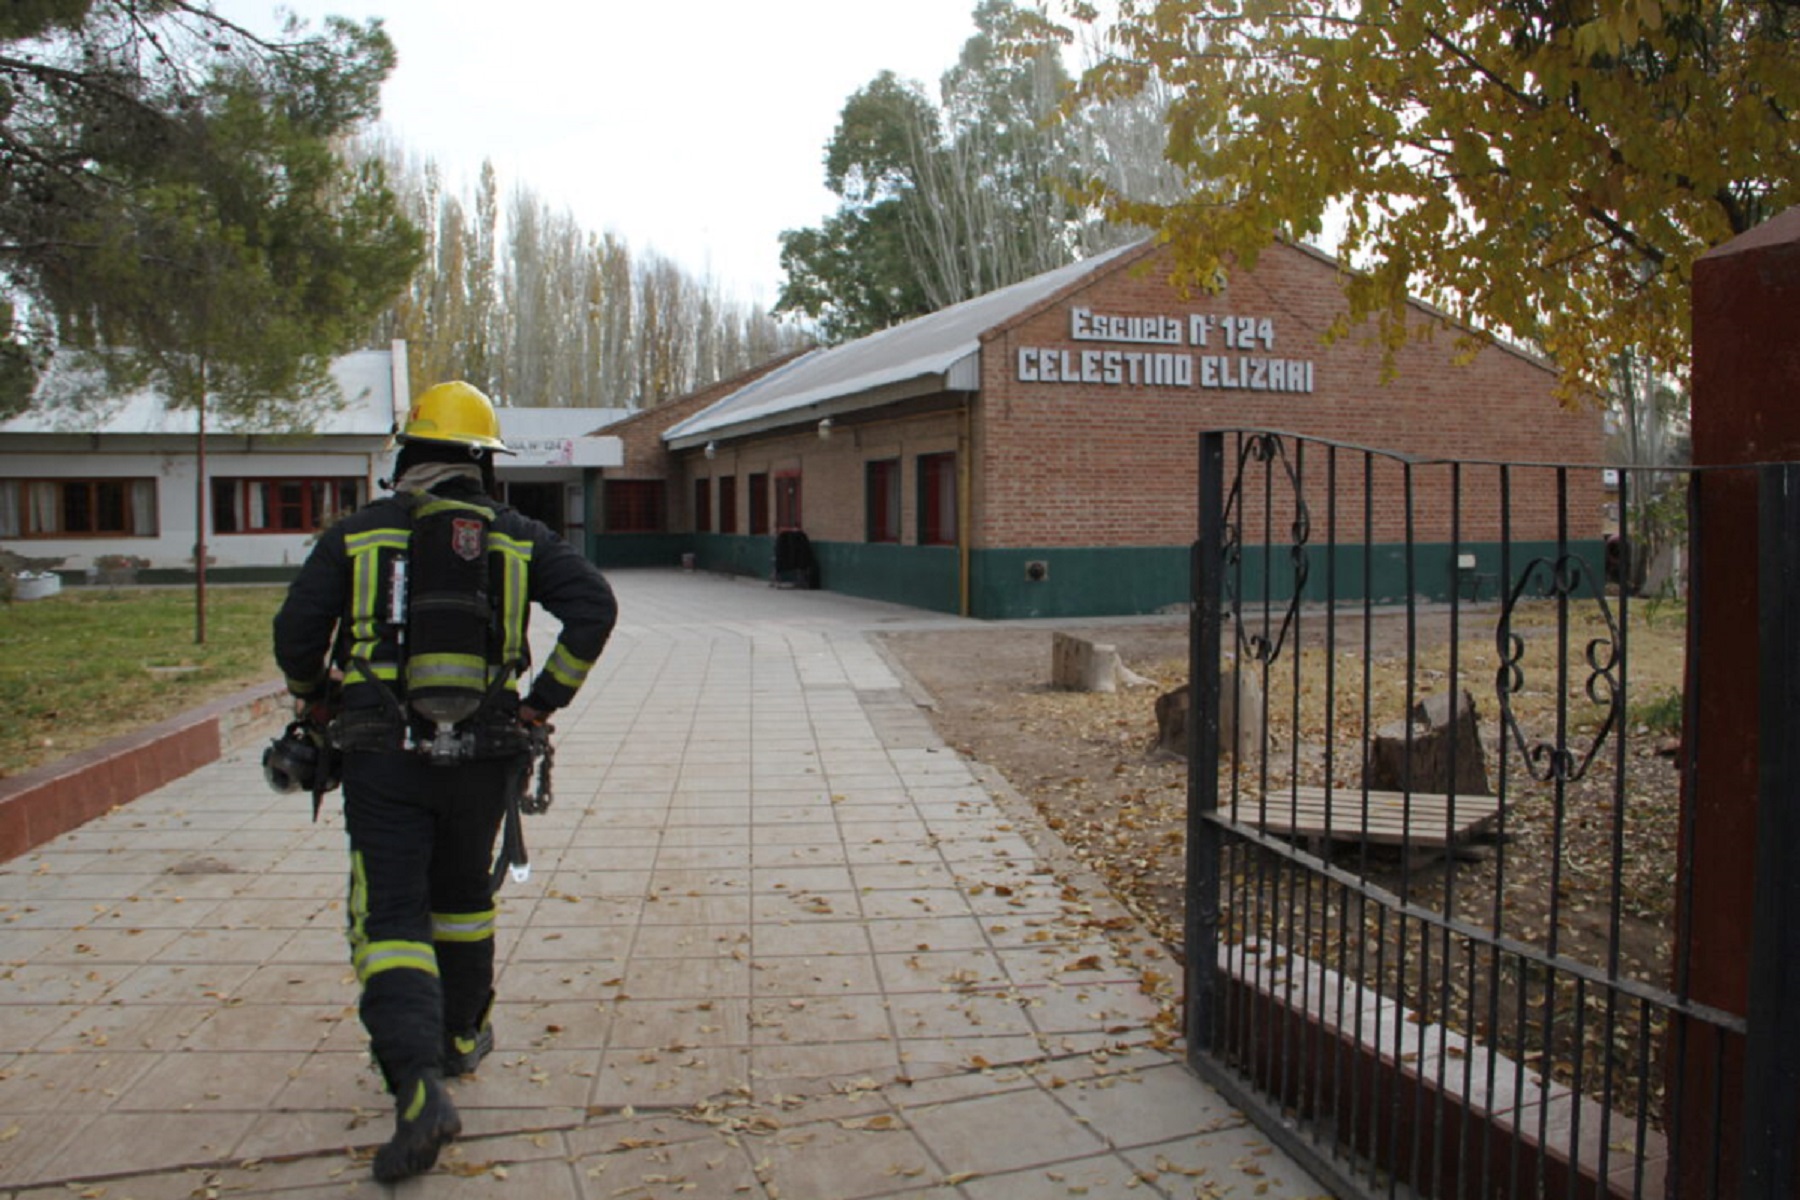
[
  {"xmin": 569, "ymin": 1126, "xmax": 761, "ymax": 1200},
  {"xmin": 1120, "ymin": 1129, "xmax": 1329, "ymax": 1199},
  {"xmin": 751, "ymin": 1039, "xmax": 905, "ymax": 1092},
  {"xmin": 511, "ymin": 921, "xmax": 633, "ymax": 963},
  {"xmin": 622, "ymin": 953, "xmax": 752, "ymax": 999},
  {"xmin": 267, "ymin": 1049, "xmax": 390, "ymax": 1111},
  {"xmin": 114, "ymin": 1048, "xmax": 307, "ymax": 1111},
  {"xmin": 907, "ymin": 1087, "xmax": 1107, "ymax": 1177},
  {"xmin": 898, "ymin": 1034, "xmax": 1049, "ymax": 1074},
  {"xmin": 499, "ymin": 958, "xmax": 629, "ymax": 1003},
  {"xmin": 179, "ymin": 1001, "xmax": 341, "ymax": 1052},
  {"xmin": 856, "ymin": 888, "xmax": 978, "ymax": 921},
  {"xmin": 0, "ymin": 1048, "xmax": 159, "ymax": 1113},
  {"xmin": 261, "ymin": 927, "xmax": 348, "ymax": 964},
  {"xmin": 853, "ymin": 862, "xmax": 963, "ymax": 892},
  {"xmin": 629, "ymin": 922, "xmax": 750, "ymax": 959},
  {"xmin": 11, "ymin": 1000, "xmax": 156, "ymax": 1057},
  {"xmin": 491, "ymin": 997, "xmax": 619, "ymax": 1052},
  {"xmin": 32, "ymin": 1110, "xmax": 261, "ymax": 1179},
  {"xmin": 649, "ymin": 867, "xmax": 751, "ymax": 895},
  {"xmin": 751, "ymin": 993, "xmax": 895, "ymax": 1047},
  {"xmin": 751, "ymin": 954, "xmax": 883, "ymax": 998},
  {"xmin": 446, "ymin": 1046, "xmax": 600, "ymax": 1109},
  {"xmin": 865, "ymin": 915, "xmax": 991, "ymax": 954},
  {"xmin": 753, "ymin": 889, "xmax": 859, "ymax": 923},
  {"xmin": 888, "ymin": 992, "xmax": 1037, "ymax": 1042},
  {"xmin": 4, "ymin": 961, "xmax": 133, "ymax": 1005},
  {"xmin": 753, "ymin": 919, "xmax": 870, "ymax": 958},
  {"xmin": 222, "ymin": 962, "xmax": 354, "ymax": 1005},
  {"xmin": 876, "ymin": 949, "xmax": 1011, "ymax": 996},
  {"xmin": 588, "ymin": 1046, "xmax": 751, "ymax": 1109},
  {"xmin": 755, "ymin": 1116, "xmax": 942, "ymax": 1200},
  {"xmin": 1053, "ymin": 1062, "xmax": 1245, "ymax": 1149},
  {"xmin": 607, "ymin": 997, "xmax": 749, "ymax": 1050},
  {"xmin": 637, "ymin": 893, "xmax": 752, "ymax": 925},
  {"xmin": 959, "ymin": 1154, "xmax": 1155, "ymax": 1199}
]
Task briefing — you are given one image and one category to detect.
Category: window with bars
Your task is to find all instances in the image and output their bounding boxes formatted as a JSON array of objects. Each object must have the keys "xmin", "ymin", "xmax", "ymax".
[
  {"xmin": 604, "ymin": 480, "xmax": 665, "ymax": 533},
  {"xmin": 867, "ymin": 459, "xmax": 900, "ymax": 543},
  {"xmin": 211, "ymin": 477, "xmax": 360, "ymax": 534},
  {"xmin": 0, "ymin": 478, "xmax": 158, "ymax": 538},
  {"xmin": 919, "ymin": 453, "xmax": 957, "ymax": 545}
]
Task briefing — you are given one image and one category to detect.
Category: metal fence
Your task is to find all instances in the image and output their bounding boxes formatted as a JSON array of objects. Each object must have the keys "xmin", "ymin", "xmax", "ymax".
[{"xmin": 1183, "ymin": 430, "xmax": 1782, "ymax": 1200}]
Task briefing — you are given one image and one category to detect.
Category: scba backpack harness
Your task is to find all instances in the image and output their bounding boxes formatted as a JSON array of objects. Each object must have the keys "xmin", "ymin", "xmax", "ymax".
[{"xmin": 328, "ymin": 493, "xmax": 554, "ymax": 891}]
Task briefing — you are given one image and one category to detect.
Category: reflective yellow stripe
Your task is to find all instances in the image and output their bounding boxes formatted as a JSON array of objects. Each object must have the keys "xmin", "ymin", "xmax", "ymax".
[
  {"xmin": 432, "ymin": 908, "xmax": 497, "ymax": 944},
  {"xmin": 489, "ymin": 533, "xmax": 532, "ymax": 669},
  {"xmin": 348, "ymin": 850, "xmax": 369, "ymax": 952},
  {"xmin": 354, "ymin": 939, "xmax": 439, "ymax": 983},
  {"xmin": 408, "ymin": 652, "xmax": 490, "ymax": 693},
  {"xmin": 415, "ymin": 497, "xmax": 494, "ymax": 520},
  {"xmin": 543, "ymin": 643, "xmax": 594, "ymax": 689},
  {"xmin": 346, "ymin": 526, "xmax": 408, "ymax": 662}
]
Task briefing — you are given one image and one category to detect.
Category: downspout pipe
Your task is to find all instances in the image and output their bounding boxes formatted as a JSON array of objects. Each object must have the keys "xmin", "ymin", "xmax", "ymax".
[{"xmin": 959, "ymin": 394, "xmax": 973, "ymax": 618}]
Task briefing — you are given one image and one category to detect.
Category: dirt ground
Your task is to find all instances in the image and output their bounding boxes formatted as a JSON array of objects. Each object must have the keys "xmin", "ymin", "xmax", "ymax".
[{"xmin": 877, "ymin": 606, "xmax": 1686, "ymax": 1116}]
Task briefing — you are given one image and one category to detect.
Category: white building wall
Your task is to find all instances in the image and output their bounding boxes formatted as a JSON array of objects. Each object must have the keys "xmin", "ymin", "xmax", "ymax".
[{"xmin": 1, "ymin": 442, "xmax": 386, "ymax": 573}]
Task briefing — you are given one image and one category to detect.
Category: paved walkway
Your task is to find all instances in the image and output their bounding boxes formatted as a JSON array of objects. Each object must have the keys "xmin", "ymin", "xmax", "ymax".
[{"xmin": 0, "ymin": 570, "xmax": 1330, "ymax": 1199}]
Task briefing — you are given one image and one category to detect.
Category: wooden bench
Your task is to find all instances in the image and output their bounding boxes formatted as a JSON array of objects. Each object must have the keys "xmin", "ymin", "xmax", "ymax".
[{"xmin": 1216, "ymin": 785, "xmax": 1501, "ymax": 849}]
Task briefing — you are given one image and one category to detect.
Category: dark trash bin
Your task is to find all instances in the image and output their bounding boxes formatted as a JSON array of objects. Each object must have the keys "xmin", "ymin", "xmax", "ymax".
[{"xmin": 773, "ymin": 530, "xmax": 819, "ymax": 589}]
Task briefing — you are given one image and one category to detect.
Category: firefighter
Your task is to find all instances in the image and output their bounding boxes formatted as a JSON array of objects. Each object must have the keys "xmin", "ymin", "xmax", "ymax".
[{"xmin": 272, "ymin": 381, "xmax": 617, "ymax": 1182}]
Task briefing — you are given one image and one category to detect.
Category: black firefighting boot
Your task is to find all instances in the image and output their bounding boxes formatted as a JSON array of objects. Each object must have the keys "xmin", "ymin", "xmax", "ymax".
[
  {"xmin": 442, "ymin": 989, "xmax": 495, "ymax": 1077},
  {"xmin": 443, "ymin": 1022, "xmax": 494, "ymax": 1077},
  {"xmin": 372, "ymin": 1070, "xmax": 461, "ymax": 1183}
]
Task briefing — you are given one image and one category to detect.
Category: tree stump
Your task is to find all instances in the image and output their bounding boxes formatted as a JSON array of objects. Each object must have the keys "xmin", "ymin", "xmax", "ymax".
[
  {"xmin": 1051, "ymin": 632, "xmax": 1153, "ymax": 693},
  {"xmin": 1152, "ymin": 663, "xmax": 1264, "ymax": 762},
  {"xmin": 1366, "ymin": 689, "xmax": 1492, "ymax": 796}
]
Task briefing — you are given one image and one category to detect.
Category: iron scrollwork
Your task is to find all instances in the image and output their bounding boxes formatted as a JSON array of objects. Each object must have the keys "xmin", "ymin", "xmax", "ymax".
[
  {"xmin": 1220, "ymin": 432, "xmax": 1312, "ymax": 667},
  {"xmin": 1495, "ymin": 552, "xmax": 1623, "ymax": 783}
]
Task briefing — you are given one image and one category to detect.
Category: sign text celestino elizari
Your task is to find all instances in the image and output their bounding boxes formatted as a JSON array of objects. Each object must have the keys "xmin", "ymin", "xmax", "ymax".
[{"xmin": 1015, "ymin": 307, "xmax": 1317, "ymax": 393}]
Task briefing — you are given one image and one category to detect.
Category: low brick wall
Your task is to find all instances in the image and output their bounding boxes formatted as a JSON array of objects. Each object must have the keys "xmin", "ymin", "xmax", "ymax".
[{"xmin": 0, "ymin": 680, "xmax": 288, "ymax": 861}]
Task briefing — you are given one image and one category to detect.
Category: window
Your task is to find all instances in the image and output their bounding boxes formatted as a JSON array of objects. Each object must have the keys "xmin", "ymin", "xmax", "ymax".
[
  {"xmin": 919, "ymin": 453, "xmax": 957, "ymax": 546},
  {"xmin": 717, "ymin": 475, "xmax": 737, "ymax": 535},
  {"xmin": 605, "ymin": 480, "xmax": 664, "ymax": 533},
  {"xmin": 212, "ymin": 477, "xmax": 360, "ymax": 534},
  {"xmin": 866, "ymin": 459, "xmax": 900, "ymax": 543},
  {"xmin": 694, "ymin": 477, "xmax": 713, "ymax": 533},
  {"xmin": 774, "ymin": 472, "xmax": 802, "ymax": 531},
  {"xmin": 748, "ymin": 472, "xmax": 770, "ymax": 535},
  {"xmin": 0, "ymin": 478, "xmax": 158, "ymax": 538}
]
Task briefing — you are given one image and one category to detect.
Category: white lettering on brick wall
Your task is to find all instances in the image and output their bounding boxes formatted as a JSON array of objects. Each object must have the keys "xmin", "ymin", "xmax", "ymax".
[{"xmin": 1019, "ymin": 307, "xmax": 1317, "ymax": 392}]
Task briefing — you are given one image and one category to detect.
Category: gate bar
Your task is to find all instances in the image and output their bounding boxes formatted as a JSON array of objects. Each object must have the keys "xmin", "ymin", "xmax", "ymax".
[{"xmin": 1742, "ymin": 461, "xmax": 1800, "ymax": 1197}]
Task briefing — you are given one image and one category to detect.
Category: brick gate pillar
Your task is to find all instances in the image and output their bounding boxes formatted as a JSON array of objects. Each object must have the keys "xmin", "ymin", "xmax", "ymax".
[{"xmin": 1680, "ymin": 205, "xmax": 1800, "ymax": 1197}]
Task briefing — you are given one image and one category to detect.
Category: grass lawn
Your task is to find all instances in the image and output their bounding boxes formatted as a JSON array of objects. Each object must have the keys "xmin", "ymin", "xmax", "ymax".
[{"xmin": 1, "ymin": 585, "xmax": 287, "ymax": 779}]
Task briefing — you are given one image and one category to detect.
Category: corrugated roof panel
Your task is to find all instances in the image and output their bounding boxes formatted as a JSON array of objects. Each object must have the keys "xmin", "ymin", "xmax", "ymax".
[{"xmin": 666, "ymin": 243, "xmax": 1143, "ymax": 444}]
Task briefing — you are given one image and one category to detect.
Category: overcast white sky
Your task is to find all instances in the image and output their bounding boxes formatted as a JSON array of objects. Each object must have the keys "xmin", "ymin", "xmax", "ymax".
[{"xmin": 210, "ymin": 1, "xmax": 997, "ymax": 308}]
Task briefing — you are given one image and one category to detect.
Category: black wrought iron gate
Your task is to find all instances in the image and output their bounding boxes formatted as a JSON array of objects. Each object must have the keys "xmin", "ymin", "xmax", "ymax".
[{"xmin": 1184, "ymin": 431, "xmax": 1796, "ymax": 1200}]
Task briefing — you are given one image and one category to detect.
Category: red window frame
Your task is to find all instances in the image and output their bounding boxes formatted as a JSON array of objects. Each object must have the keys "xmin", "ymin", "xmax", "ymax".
[
  {"xmin": 866, "ymin": 459, "xmax": 900, "ymax": 543},
  {"xmin": 604, "ymin": 480, "xmax": 665, "ymax": 533},
  {"xmin": 919, "ymin": 453, "xmax": 957, "ymax": 546},
  {"xmin": 774, "ymin": 472, "xmax": 802, "ymax": 531},
  {"xmin": 3, "ymin": 478, "xmax": 158, "ymax": 538},
  {"xmin": 748, "ymin": 472, "xmax": 770, "ymax": 535},
  {"xmin": 211, "ymin": 477, "xmax": 359, "ymax": 535}
]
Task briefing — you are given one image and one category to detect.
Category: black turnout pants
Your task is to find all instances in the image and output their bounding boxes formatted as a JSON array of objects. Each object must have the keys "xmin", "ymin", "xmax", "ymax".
[{"xmin": 341, "ymin": 749, "xmax": 521, "ymax": 1089}]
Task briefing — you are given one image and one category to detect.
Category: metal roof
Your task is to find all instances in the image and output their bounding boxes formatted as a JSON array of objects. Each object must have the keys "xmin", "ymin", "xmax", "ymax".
[
  {"xmin": 1, "ymin": 349, "xmax": 401, "ymax": 437},
  {"xmin": 664, "ymin": 242, "xmax": 1145, "ymax": 448}
]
